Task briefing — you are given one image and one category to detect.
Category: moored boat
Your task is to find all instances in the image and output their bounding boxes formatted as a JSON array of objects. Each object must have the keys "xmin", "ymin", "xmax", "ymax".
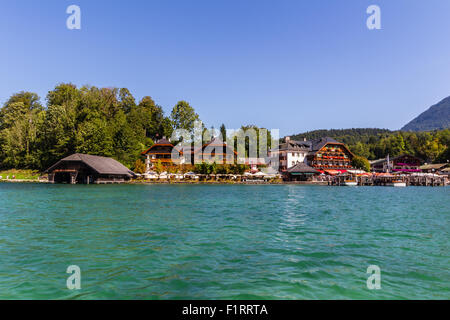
[
  {"xmin": 344, "ymin": 180, "xmax": 357, "ymax": 186},
  {"xmin": 387, "ymin": 180, "xmax": 407, "ymax": 187}
]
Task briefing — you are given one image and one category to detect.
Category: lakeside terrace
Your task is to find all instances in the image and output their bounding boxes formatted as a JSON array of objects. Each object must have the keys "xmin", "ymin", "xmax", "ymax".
[{"xmin": 325, "ymin": 172, "xmax": 449, "ymax": 187}]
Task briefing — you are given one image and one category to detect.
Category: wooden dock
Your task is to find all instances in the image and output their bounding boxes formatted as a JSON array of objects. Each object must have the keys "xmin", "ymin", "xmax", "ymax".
[{"xmin": 327, "ymin": 174, "xmax": 448, "ymax": 186}]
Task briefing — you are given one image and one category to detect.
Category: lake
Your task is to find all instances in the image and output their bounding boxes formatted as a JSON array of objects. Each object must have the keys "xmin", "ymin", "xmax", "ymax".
[{"xmin": 0, "ymin": 183, "xmax": 448, "ymax": 299}]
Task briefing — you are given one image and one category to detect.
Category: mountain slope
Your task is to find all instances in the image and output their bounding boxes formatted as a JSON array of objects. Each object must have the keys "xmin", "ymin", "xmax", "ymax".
[{"xmin": 402, "ymin": 96, "xmax": 450, "ymax": 131}]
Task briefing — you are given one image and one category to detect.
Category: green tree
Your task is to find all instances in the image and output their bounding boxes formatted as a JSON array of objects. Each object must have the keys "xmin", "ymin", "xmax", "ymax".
[
  {"xmin": 220, "ymin": 123, "xmax": 227, "ymax": 142},
  {"xmin": 171, "ymin": 100, "xmax": 200, "ymax": 132},
  {"xmin": 75, "ymin": 118, "xmax": 114, "ymax": 156},
  {"xmin": 41, "ymin": 83, "xmax": 80, "ymax": 166},
  {"xmin": 137, "ymin": 97, "xmax": 166, "ymax": 139},
  {"xmin": 351, "ymin": 142, "xmax": 371, "ymax": 159},
  {"xmin": 422, "ymin": 138, "xmax": 446, "ymax": 162},
  {"xmin": 111, "ymin": 111, "xmax": 143, "ymax": 167},
  {"xmin": 118, "ymin": 88, "xmax": 136, "ymax": 113},
  {"xmin": 0, "ymin": 92, "xmax": 45, "ymax": 169},
  {"xmin": 229, "ymin": 164, "xmax": 248, "ymax": 175},
  {"xmin": 46, "ymin": 83, "xmax": 80, "ymax": 107},
  {"xmin": 154, "ymin": 159, "xmax": 163, "ymax": 174},
  {"xmin": 161, "ymin": 117, "xmax": 174, "ymax": 139},
  {"xmin": 352, "ymin": 155, "xmax": 370, "ymax": 172},
  {"xmin": 211, "ymin": 161, "xmax": 218, "ymax": 174},
  {"xmin": 133, "ymin": 159, "xmax": 146, "ymax": 174},
  {"xmin": 389, "ymin": 133, "xmax": 407, "ymax": 157},
  {"xmin": 0, "ymin": 109, "xmax": 44, "ymax": 168},
  {"xmin": 0, "ymin": 92, "xmax": 43, "ymax": 130}
]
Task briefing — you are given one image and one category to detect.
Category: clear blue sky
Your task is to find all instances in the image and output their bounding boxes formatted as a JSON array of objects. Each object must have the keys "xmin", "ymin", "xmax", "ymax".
[{"xmin": 1, "ymin": 0, "xmax": 450, "ymax": 135}]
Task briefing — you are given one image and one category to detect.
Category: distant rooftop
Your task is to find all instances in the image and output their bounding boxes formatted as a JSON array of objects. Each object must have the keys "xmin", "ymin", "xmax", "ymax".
[{"xmin": 275, "ymin": 136, "xmax": 344, "ymax": 154}]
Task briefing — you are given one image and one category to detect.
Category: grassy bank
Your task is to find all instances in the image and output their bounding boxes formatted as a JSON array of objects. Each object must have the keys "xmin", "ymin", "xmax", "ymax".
[{"xmin": 0, "ymin": 169, "xmax": 42, "ymax": 180}]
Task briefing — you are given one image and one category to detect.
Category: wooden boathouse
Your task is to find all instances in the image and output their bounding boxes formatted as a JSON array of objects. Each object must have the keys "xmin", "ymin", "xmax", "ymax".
[
  {"xmin": 284, "ymin": 162, "xmax": 319, "ymax": 181},
  {"xmin": 45, "ymin": 153, "xmax": 136, "ymax": 184}
]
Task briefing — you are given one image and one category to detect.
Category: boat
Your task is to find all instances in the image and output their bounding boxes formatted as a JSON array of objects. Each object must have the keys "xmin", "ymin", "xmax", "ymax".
[
  {"xmin": 344, "ymin": 180, "xmax": 357, "ymax": 186},
  {"xmin": 387, "ymin": 180, "xmax": 407, "ymax": 187}
]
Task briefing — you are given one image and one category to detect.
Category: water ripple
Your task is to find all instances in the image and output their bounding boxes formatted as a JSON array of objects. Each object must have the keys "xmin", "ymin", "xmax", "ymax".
[{"xmin": 0, "ymin": 184, "xmax": 448, "ymax": 299}]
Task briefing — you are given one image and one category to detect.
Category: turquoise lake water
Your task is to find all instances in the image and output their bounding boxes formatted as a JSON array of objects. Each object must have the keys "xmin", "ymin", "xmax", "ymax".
[{"xmin": 0, "ymin": 183, "xmax": 448, "ymax": 299}]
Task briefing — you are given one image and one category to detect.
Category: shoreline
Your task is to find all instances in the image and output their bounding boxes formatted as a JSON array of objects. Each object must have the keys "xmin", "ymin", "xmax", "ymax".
[
  {"xmin": 1, "ymin": 179, "xmax": 448, "ymax": 187},
  {"xmin": 0, "ymin": 179, "xmax": 327, "ymax": 186},
  {"xmin": 0, "ymin": 179, "xmax": 47, "ymax": 183}
]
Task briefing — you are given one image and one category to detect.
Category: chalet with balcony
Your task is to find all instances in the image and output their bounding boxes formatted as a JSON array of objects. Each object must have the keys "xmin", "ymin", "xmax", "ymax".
[
  {"xmin": 306, "ymin": 137, "xmax": 354, "ymax": 173},
  {"xmin": 270, "ymin": 136, "xmax": 354, "ymax": 174},
  {"xmin": 141, "ymin": 138, "xmax": 183, "ymax": 172},
  {"xmin": 371, "ymin": 154, "xmax": 423, "ymax": 173},
  {"xmin": 194, "ymin": 138, "xmax": 237, "ymax": 164}
]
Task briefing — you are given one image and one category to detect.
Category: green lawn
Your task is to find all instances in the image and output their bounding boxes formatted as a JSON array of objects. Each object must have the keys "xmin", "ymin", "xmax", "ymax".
[{"xmin": 0, "ymin": 169, "xmax": 42, "ymax": 180}]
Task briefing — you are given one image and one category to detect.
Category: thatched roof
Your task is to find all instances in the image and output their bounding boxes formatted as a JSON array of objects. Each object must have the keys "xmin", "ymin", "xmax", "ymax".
[{"xmin": 46, "ymin": 154, "xmax": 135, "ymax": 177}]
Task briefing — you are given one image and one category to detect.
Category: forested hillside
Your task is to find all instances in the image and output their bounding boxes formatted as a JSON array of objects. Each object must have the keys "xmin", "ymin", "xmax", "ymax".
[
  {"xmin": 290, "ymin": 128, "xmax": 449, "ymax": 163},
  {"xmin": 291, "ymin": 128, "xmax": 392, "ymax": 146},
  {"xmin": 0, "ymin": 84, "xmax": 200, "ymax": 170}
]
